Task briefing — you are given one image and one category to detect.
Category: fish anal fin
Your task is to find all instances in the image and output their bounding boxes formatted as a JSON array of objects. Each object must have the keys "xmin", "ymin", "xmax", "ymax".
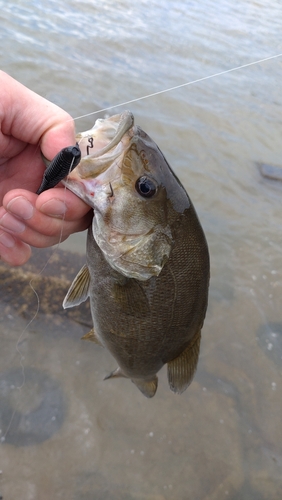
[
  {"xmin": 132, "ymin": 376, "xmax": 158, "ymax": 398},
  {"xmin": 167, "ymin": 330, "xmax": 201, "ymax": 394},
  {"xmin": 81, "ymin": 328, "xmax": 103, "ymax": 346},
  {"xmin": 63, "ymin": 264, "xmax": 90, "ymax": 309}
]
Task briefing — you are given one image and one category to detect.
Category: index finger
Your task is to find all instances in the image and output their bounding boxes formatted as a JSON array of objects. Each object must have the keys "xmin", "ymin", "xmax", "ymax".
[{"xmin": 0, "ymin": 71, "xmax": 75, "ymax": 159}]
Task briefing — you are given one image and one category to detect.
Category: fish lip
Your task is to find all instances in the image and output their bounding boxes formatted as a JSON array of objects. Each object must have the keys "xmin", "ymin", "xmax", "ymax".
[
  {"xmin": 78, "ymin": 110, "xmax": 134, "ymax": 161},
  {"xmin": 66, "ymin": 113, "xmax": 135, "ymax": 185}
]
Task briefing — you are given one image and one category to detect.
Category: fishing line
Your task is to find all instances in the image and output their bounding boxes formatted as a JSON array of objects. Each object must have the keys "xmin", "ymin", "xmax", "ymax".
[
  {"xmin": 0, "ymin": 285, "xmax": 40, "ymax": 443},
  {"xmin": 69, "ymin": 52, "xmax": 282, "ymax": 378},
  {"xmin": 2, "ymin": 51, "xmax": 280, "ymax": 441},
  {"xmin": 72, "ymin": 53, "xmax": 282, "ymax": 123},
  {"xmin": 1, "ymin": 155, "xmax": 77, "ymax": 444},
  {"xmin": 9, "ymin": 51, "xmax": 281, "ymax": 365},
  {"xmin": 18, "ymin": 154, "xmax": 78, "ymax": 343}
]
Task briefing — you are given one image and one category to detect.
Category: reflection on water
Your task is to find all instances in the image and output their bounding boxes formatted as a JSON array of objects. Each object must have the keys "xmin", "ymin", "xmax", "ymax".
[{"xmin": 0, "ymin": 0, "xmax": 282, "ymax": 498}]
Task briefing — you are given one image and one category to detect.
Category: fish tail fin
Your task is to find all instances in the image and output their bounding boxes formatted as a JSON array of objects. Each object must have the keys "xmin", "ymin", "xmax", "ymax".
[
  {"xmin": 132, "ymin": 376, "xmax": 158, "ymax": 398},
  {"xmin": 167, "ymin": 330, "xmax": 201, "ymax": 394},
  {"xmin": 104, "ymin": 367, "xmax": 126, "ymax": 380}
]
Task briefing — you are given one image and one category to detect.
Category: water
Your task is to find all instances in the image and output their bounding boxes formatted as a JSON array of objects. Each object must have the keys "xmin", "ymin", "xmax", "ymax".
[{"xmin": 0, "ymin": 0, "xmax": 282, "ymax": 498}]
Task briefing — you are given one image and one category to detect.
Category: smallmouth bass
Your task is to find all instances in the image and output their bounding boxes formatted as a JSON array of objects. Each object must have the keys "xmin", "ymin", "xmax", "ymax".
[{"xmin": 62, "ymin": 111, "xmax": 209, "ymax": 398}]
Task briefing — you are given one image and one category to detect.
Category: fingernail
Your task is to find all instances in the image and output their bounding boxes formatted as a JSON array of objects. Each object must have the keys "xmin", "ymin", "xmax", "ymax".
[
  {"xmin": 7, "ymin": 196, "xmax": 34, "ymax": 220},
  {"xmin": 0, "ymin": 231, "xmax": 16, "ymax": 248},
  {"xmin": 0, "ymin": 213, "xmax": 26, "ymax": 233},
  {"xmin": 40, "ymin": 199, "xmax": 67, "ymax": 216}
]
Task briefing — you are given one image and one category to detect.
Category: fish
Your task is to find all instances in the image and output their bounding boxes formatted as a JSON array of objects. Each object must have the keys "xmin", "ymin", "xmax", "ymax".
[{"xmin": 62, "ymin": 110, "xmax": 210, "ymax": 398}]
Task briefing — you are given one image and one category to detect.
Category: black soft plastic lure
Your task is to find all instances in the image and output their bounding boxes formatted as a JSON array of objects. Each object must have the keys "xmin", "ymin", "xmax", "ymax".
[{"xmin": 37, "ymin": 145, "xmax": 81, "ymax": 195}]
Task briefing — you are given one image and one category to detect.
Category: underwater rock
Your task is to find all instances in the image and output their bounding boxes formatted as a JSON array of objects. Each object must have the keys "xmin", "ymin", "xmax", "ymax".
[
  {"xmin": 257, "ymin": 163, "xmax": 282, "ymax": 181},
  {"xmin": 0, "ymin": 247, "xmax": 92, "ymax": 328}
]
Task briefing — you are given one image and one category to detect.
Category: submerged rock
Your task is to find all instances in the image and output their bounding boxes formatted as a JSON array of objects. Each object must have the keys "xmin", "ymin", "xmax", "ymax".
[{"xmin": 257, "ymin": 162, "xmax": 282, "ymax": 181}]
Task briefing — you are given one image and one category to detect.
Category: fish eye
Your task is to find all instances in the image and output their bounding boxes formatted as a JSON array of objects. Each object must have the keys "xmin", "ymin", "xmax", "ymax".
[{"xmin": 135, "ymin": 176, "xmax": 157, "ymax": 198}]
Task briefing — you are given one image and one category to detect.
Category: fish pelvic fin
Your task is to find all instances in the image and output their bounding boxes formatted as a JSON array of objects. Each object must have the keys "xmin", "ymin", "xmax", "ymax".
[
  {"xmin": 81, "ymin": 328, "xmax": 103, "ymax": 346},
  {"xmin": 63, "ymin": 264, "xmax": 90, "ymax": 309},
  {"xmin": 132, "ymin": 376, "xmax": 158, "ymax": 398},
  {"xmin": 104, "ymin": 367, "xmax": 126, "ymax": 380},
  {"xmin": 104, "ymin": 369, "xmax": 158, "ymax": 398},
  {"xmin": 167, "ymin": 330, "xmax": 201, "ymax": 394}
]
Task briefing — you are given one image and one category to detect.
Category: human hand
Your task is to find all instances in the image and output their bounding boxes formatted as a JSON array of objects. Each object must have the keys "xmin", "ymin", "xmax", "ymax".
[{"xmin": 0, "ymin": 71, "xmax": 92, "ymax": 266}]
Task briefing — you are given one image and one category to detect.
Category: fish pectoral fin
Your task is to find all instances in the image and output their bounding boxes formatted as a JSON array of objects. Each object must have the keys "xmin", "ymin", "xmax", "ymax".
[
  {"xmin": 104, "ymin": 367, "xmax": 127, "ymax": 380},
  {"xmin": 63, "ymin": 264, "xmax": 90, "ymax": 309},
  {"xmin": 167, "ymin": 330, "xmax": 201, "ymax": 394},
  {"xmin": 112, "ymin": 279, "xmax": 149, "ymax": 318},
  {"xmin": 81, "ymin": 328, "xmax": 103, "ymax": 346},
  {"xmin": 132, "ymin": 376, "xmax": 158, "ymax": 398}
]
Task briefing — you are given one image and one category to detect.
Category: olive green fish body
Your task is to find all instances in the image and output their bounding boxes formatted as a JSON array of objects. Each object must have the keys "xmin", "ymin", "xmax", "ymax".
[
  {"xmin": 86, "ymin": 206, "xmax": 208, "ymax": 375},
  {"xmin": 63, "ymin": 111, "xmax": 209, "ymax": 397}
]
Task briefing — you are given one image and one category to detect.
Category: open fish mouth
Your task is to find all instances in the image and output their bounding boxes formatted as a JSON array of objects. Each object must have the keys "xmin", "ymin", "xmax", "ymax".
[
  {"xmin": 39, "ymin": 111, "xmax": 135, "ymax": 196},
  {"xmin": 76, "ymin": 110, "xmax": 134, "ymax": 160},
  {"xmin": 62, "ymin": 110, "xmax": 136, "ymax": 204}
]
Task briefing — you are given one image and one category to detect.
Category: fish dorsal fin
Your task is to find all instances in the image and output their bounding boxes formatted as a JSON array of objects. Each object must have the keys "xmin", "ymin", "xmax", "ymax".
[
  {"xmin": 132, "ymin": 376, "xmax": 158, "ymax": 398},
  {"xmin": 81, "ymin": 328, "xmax": 103, "ymax": 346},
  {"xmin": 63, "ymin": 264, "xmax": 90, "ymax": 309},
  {"xmin": 167, "ymin": 331, "xmax": 201, "ymax": 394}
]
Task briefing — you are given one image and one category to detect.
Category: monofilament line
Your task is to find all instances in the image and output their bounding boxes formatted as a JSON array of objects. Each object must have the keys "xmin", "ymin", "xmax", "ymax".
[
  {"xmin": 1, "ymin": 154, "xmax": 77, "ymax": 445},
  {"xmin": 15, "ymin": 151, "xmax": 77, "ymax": 360},
  {"xmin": 73, "ymin": 53, "xmax": 282, "ymax": 122}
]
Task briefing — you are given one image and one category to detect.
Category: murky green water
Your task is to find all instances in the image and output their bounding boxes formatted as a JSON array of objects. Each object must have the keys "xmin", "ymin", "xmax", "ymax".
[{"xmin": 0, "ymin": 0, "xmax": 282, "ymax": 498}]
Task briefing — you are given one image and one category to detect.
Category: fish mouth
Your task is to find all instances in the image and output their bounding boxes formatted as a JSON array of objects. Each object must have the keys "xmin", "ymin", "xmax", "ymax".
[
  {"xmin": 77, "ymin": 110, "xmax": 134, "ymax": 160},
  {"xmin": 63, "ymin": 110, "xmax": 135, "ymax": 204}
]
